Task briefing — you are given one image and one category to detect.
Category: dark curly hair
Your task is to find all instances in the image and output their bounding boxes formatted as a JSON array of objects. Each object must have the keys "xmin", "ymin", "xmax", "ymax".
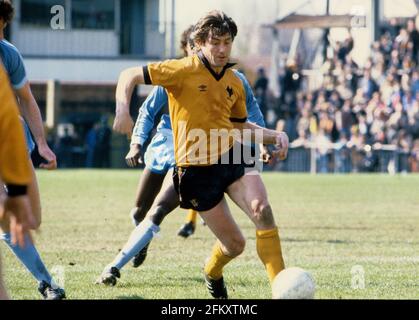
[
  {"xmin": 0, "ymin": 0, "xmax": 14, "ymax": 25},
  {"xmin": 193, "ymin": 10, "xmax": 237, "ymax": 45}
]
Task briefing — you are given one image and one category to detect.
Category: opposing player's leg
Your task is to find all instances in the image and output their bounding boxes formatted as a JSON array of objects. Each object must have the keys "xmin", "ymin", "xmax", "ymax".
[
  {"xmin": 177, "ymin": 209, "xmax": 197, "ymax": 238},
  {"xmin": 97, "ymin": 172, "xmax": 180, "ymax": 285},
  {"xmin": 0, "ymin": 166, "xmax": 65, "ymax": 300},
  {"xmin": 130, "ymin": 168, "xmax": 166, "ymax": 225},
  {"xmin": 226, "ymin": 172, "xmax": 285, "ymax": 283},
  {"xmin": 147, "ymin": 173, "xmax": 180, "ymax": 226},
  {"xmin": 199, "ymin": 197, "xmax": 246, "ymax": 299},
  {"xmin": 131, "ymin": 174, "xmax": 180, "ymax": 267},
  {"xmin": 128, "ymin": 130, "xmax": 175, "ymax": 266},
  {"xmin": 126, "ymin": 168, "xmax": 166, "ymax": 267}
]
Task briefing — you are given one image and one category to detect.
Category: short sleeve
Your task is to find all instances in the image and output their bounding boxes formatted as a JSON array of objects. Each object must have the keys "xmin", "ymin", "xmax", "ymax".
[
  {"xmin": 143, "ymin": 58, "xmax": 186, "ymax": 89},
  {"xmin": 9, "ymin": 51, "xmax": 27, "ymax": 89},
  {"xmin": 230, "ymin": 85, "xmax": 248, "ymax": 123}
]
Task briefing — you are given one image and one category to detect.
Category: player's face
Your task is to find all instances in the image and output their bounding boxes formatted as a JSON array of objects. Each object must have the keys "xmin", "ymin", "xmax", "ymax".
[{"xmin": 201, "ymin": 32, "xmax": 233, "ymax": 69}]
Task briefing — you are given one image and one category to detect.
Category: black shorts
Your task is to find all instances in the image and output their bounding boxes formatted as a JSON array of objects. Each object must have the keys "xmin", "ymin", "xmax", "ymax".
[{"xmin": 173, "ymin": 144, "xmax": 254, "ymax": 211}]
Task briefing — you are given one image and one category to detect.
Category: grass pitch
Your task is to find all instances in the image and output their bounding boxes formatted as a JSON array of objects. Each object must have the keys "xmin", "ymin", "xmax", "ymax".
[{"xmin": 2, "ymin": 170, "xmax": 418, "ymax": 299}]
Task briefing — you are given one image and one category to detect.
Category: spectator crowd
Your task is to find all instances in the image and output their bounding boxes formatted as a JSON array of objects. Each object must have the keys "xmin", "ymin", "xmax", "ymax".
[{"xmin": 255, "ymin": 18, "xmax": 419, "ymax": 173}]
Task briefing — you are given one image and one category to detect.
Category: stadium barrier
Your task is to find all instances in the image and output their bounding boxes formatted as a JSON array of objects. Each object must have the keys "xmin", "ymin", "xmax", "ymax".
[
  {"xmin": 266, "ymin": 143, "xmax": 413, "ymax": 174},
  {"xmin": 52, "ymin": 140, "xmax": 413, "ymax": 173}
]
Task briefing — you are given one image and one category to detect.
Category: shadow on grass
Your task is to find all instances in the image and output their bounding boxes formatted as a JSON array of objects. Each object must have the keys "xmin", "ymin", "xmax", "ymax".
[
  {"xmin": 175, "ymin": 276, "xmax": 204, "ymax": 284},
  {"xmin": 116, "ymin": 295, "xmax": 145, "ymax": 300},
  {"xmin": 283, "ymin": 237, "xmax": 354, "ymax": 244},
  {"xmin": 285, "ymin": 226, "xmax": 371, "ymax": 231}
]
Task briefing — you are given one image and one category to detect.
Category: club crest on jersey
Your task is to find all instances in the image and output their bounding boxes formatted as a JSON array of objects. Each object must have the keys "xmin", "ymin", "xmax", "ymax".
[{"xmin": 226, "ymin": 86, "xmax": 234, "ymax": 101}]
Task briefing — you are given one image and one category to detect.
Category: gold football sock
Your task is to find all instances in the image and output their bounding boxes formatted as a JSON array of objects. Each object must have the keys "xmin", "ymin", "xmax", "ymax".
[
  {"xmin": 186, "ymin": 209, "xmax": 198, "ymax": 225},
  {"xmin": 204, "ymin": 241, "xmax": 234, "ymax": 280},
  {"xmin": 256, "ymin": 228, "xmax": 285, "ymax": 283}
]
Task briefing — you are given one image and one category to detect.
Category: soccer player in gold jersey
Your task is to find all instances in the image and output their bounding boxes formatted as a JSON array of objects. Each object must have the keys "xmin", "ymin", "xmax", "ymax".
[
  {"xmin": 0, "ymin": 64, "xmax": 34, "ymax": 299},
  {"xmin": 112, "ymin": 11, "xmax": 288, "ymax": 298}
]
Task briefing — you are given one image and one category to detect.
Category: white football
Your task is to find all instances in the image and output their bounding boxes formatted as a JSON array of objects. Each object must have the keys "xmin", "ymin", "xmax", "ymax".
[{"xmin": 272, "ymin": 267, "xmax": 316, "ymax": 299}]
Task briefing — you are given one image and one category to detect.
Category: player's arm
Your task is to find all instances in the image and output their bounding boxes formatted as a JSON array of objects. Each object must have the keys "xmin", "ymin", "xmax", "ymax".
[
  {"xmin": 9, "ymin": 50, "xmax": 56, "ymax": 169},
  {"xmin": 15, "ymin": 83, "xmax": 57, "ymax": 170},
  {"xmin": 114, "ymin": 59, "xmax": 185, "ymax": 137},
  {"xmin": 233, "ymin": 121, "xmax": 289, "ymax": 160},
  {"xmin": 114, "ymin": 67, "xmax": 146, "ymax": 137}
]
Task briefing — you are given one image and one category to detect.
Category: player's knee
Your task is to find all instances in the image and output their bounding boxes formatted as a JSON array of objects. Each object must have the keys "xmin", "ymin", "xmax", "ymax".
[
  {"xmin": 131, "ymin": 207, "xmax": 141, "ymax": 222},
  {"xmin": 157, "ymin": 199, "xmax": 173, "ymax": 215},
  {"xmin": 251, "ymin": 199, "xmax": 269, "ymax": 217},
  {"xmin": 252, "ymin": 200, "xmax": 275, "ymax": 228},
  {"xmin": 226, "ymin": 235, "xmax": 246, "ymax": 257},
  {"xmin": 149, "ymin": 202, "xmax": 172, "ymax": 225},
  {"xmin": 153, "ymin": 204, "xmax": 169, "ymax": 220}
]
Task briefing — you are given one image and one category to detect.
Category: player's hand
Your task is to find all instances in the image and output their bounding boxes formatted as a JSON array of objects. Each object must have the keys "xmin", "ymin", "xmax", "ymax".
[
  {"xmin": 272, "ymin": 132, "xmax": 289, "ymax": 161},
  {"xmin": 125, "ymin": 144, "xmax": 143, "ymax": 167},
  {"xmin": 113, "ymin": 105, "xmax": 133, "ymax": 138},
  {"xmin": 259, "ymin": 144, "xmax": 272, "ymax": 163},
  {"xmin": 37, "ymin": 143, "xmax": 57, "ymax": 170},
  {"xmin": 4, "ymin": 195, "xmax": 35, "ymax": 248}
]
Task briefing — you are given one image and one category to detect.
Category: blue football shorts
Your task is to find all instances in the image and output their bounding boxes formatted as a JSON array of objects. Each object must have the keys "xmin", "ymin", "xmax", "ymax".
[{"xmin": 144, "ymin": 129, "xmax": 175, "ymax": 174}]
